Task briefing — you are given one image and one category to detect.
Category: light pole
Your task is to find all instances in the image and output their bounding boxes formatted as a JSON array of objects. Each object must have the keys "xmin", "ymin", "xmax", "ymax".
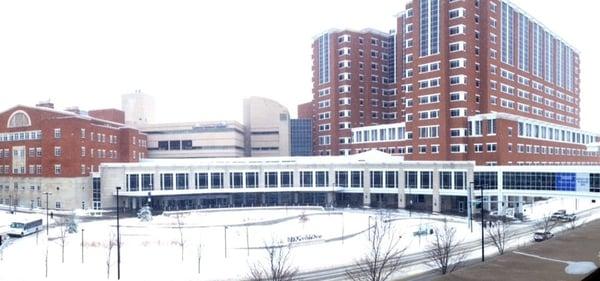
[
  {"xmin": 43, "ymin": 192, "xmax": 52, "ymax": 235},
  {"xmin": 116, "ymin": 186, "xmax": 121, "ymax": 280},
  {"xmin": 81, "ymin": 228, "xmax": 85, "ymax": 263},
  {"xmin": 224, "ymin": 225, "xmax": 228, "ymax": 258},
  {"xmin": 468, "ymin": 181, "xmax": 474, "ymax": 233},
  {"xmin": 367, "ymin": 215, "xmax": 374, "ymax": 241},
  {"xmin": 480, "ymin": 184, "xmax": 485, "ymax": 262}
]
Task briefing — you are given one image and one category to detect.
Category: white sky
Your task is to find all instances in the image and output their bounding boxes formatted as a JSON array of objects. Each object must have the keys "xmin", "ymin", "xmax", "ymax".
[{"xmin": 0, "ymin": 0, "xmax": 599, "ymax": 131}]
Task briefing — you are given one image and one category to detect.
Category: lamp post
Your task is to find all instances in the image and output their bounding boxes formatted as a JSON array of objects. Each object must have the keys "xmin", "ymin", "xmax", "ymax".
[
  {"xmin": 468, "ymin": 181, "xmax": 474, "ymax": 233},
  {"xmin": 116, "ymin": 186, "xmax": 121, "ymax": 280},
  {"xmin": 480, "ymin": 184, "xmax": 485, "ymax": 262},
  {"xmin": 81, "ymin": 228, "xmax": 85, "ymax": 263},
  {"xmin": 43, "ymin": 192, "xmax": 52, "ymax": 235},
  {"xmin": 367, "ymin": 215, "xmax": 374, "ymax": 241},
  {"xmin": 224, "ymin": 225, "xmax": 228, "ymax": 258}
]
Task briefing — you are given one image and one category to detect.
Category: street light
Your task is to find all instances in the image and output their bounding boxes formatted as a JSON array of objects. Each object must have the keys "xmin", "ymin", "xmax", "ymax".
[
  {"xmin": 367, "ymin": 215, "xmax": 374, "ymax": 241},
  {"xmin": 81, "ymin": 228, "xmax": 85, "ymax": 263},
  {"xmin": 224, "ymin": 225, "xmax": 228, "ymax": 258},
  {"xmin": 116, "ymin": 186, "xmax": 121, "ymax": 280},
  {"xmin": 43, "ymin": 192, "xmax": 52, "ymax": 235},
  {"xmin": 468, "ymin": 181, "xmax": 474, "ymax": 233},
  {"xmin": 480, "ymin": 184, "xmax": 485, "ymax": 262}
]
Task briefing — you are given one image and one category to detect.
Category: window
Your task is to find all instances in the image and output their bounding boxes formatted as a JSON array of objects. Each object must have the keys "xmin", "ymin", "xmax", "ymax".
[
  {"xmin": 54, "ymin": 128, "xmax": 61, "ymax": 139},
  {"xmin": 449, "ymin": 58, "xmax": 466, "ymax": 68},
  {"xmin": 420, "ymin": 171, "xmax": 432, "ymax": 189},
  {"xmin": 54, "ymin": 146, "xmax": 61, "ymax": 157},
  {"xmin": 487, "ymin": 143, "xmax": 497, "ymax": 152},
  {"xmin": 300, "ymin": 171, "xmax": 313, "ymax": 187},
  {"xmin": 54, "ymin": 164, "xmax": 61, "ymax": 175},
  {"xmin": 211, "ymin": 173, "xmax": 223, "ymax": 189},
  {"xmin": 501, "ymin": 2, "xmax": 515, "ymax": 65},
  {"xmin": 318, "ymin": 33, "xmax": 331, "ymax": 84},
  {"xmin": 161, "ymin": 173, "xmax": 173, "ymax": 190},
  {"xmin": 419, "ymin": 0, "xmax": 440, "ymax": 56},
  {"xmin": 280, "ymin": 171, "xmax": 293, "ymax": 187}
]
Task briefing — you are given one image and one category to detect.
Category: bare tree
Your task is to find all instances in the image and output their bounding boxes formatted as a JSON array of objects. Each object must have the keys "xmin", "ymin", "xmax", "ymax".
[
  {"xmin": 247, "ymin": 242, "xmax": 298, "ymax": 281},
  {"xmin": 536, "ymin": 214, "xmax": 557, "ymax": 233},
  {"xmin": 175, "ymin": 214, "xmax": 185, "ymax": 261},
  {"xmin": 568, "ymin": 216, "xmax": 581, "ymax": 231},
  {"xmin": 45, "ymin": 243, "xmax": 49, "ymax": 278},
  {"xmin": 346, "ymin": 216, "xmax": 406, "ymax": 281},
  {"xmin": 56, "ymin": 218, "xmax": 69, "ymax": 263},
  {"xmin": 426, "ymin": 219, "xmax": 465, "ymax": 275},
  {"xmin": 106, "ymin": 232, "xmax": 117, "ymax": 279},
  {"xmin": 197, "ymin": 243, "xmax": 202, "ymax": 274},
  {"xmin": 486, "ymin": 221, "xmax": 512, "ymax": 255}
]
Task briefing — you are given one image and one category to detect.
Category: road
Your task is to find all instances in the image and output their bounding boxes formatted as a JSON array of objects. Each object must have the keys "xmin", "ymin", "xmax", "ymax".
[{"xmin": 294, "ymin": 208, "xmax": 599, "ymax": 281}]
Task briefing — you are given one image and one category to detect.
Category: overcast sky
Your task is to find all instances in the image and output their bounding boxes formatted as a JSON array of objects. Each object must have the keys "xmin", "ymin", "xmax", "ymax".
[{"xmin": 1, "ymin": 0, "xmax": 599, "ymax": 131}]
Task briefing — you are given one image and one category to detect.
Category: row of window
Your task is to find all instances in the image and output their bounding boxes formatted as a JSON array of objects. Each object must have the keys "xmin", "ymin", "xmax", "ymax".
[
  {"xmin": 517, "ymin": 121, "xmax": 596, "ymax": 145},
  {"xmin": 123, "ymin": 170, "xmax": 469, "ymax": 191},
  {"xmin": 0, "ymin": 130, "xmax": 42, "ymax": 142}
]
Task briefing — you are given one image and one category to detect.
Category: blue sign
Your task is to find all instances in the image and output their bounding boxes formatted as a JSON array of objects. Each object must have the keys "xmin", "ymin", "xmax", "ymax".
[{"xmin": 556, "ymin": 173, "xmax": 576, "ymax": 191}]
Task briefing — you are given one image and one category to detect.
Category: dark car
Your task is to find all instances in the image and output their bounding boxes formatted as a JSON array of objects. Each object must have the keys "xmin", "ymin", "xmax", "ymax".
[{"xmin": 533, "ymin": 231, "xmax": 554, "ymax": 242}]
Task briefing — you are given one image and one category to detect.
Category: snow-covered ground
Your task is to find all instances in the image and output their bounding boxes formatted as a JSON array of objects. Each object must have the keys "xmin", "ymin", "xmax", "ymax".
[{"xmin": 0, "ymin": 198, "xmax": 598, "ymax": 281}]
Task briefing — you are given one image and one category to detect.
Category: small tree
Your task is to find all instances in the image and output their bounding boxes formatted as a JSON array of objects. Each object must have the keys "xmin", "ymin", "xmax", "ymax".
[
  {"xmin": 486, "ymin": 221, "xmax": 512, "ymax": 255},
  {"xmin": 568, "ymin": 216, "xmax": 581, "ymax": 231},
  {"xmin": 346, "ymin": 216, "xmax": 405, "ymax": 281},
  {"xmin": 426, "ymin": 219, "xmax": 465, "ymax": 275},
  {"xmin": 137, "ymin": 206, "xmax": 153, "ymax": 222},
  {"xmin": 56, "ymin": 218, "xmax": 69, "ymax": 263},
  {"xmin": 247, "ymin": 242, "xmax": 298, "ymax": 281},
  {"xmin": 106, "ymin": 232, "xmax": 117, "ymax": 279},
  {"xmin": 175, "ymin": 214, "xmax": 185, "ymax": 261},
  {"xmin": 536, "ymin": 214, "xmax": 557, "ymax": 234},
  {"xmin": 197, "ymin": 243, "xmax": 202, "ymax": 274}
]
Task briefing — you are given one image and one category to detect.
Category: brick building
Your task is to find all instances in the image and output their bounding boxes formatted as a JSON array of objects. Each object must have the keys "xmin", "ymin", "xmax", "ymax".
[
  {"xmin": 303, "ymin": 0, "xmax": 600, "ymax": 165},
  {"xmin": 0, "ymin": 103, "xmax": 147, "ymax": 210}
]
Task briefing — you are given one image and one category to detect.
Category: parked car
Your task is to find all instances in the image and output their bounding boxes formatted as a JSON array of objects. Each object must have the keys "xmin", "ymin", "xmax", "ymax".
[
  {"xmin": 533, "ymin": 231, "xmax": 554, "ymax": 242},
  {"xmin": 559, "ymin": 213, "xmax": 576, "ymax": 222},
  {"xmin": 550, "ymin": 210, "xmax": 567, "ymax": 221}
]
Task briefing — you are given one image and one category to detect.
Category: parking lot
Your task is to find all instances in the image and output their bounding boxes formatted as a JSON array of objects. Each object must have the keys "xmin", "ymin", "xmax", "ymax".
[{"xmin": 435, "ymin": 218, "xmax": 600, "ymax": 281}]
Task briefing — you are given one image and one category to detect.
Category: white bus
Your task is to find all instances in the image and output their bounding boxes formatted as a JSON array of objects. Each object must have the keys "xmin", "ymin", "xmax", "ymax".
[{"xmin": 7, "ymin": 219, "xmax": 43, "ymax": 237}]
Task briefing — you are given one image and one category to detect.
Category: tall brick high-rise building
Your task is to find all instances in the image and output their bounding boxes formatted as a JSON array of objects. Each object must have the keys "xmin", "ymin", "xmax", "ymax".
[{"xmin": 304, "ymin": 0, "xmax": 599, "ymax": 165}]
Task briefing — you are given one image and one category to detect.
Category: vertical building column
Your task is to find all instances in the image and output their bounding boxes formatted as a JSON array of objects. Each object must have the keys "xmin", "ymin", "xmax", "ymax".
[
  {"xmin": 398, "ymin": 168, "xmax": 406, "ymax": 209},
  {"xmin": 432, "ymin": 168, "xmax": 441, "ymax": 213},
  {"xmin": 224, "ymin": 169, "xmax": 231, "ymax": 189},
  {"xmin": 326, "ymin": 192, "xmax": 334, "ymax": 207},
  {"xmin": 517, "ymin": 196, "xmax": 524, "ymax": 214},
  {"xmin": 293, "ymin": 169, "xmax": 300, "ymax": 188},
  {"xmin": 496, "ymin": 170, "xmax": 504, "ymax": 214},
  {"xmin": 363, "ymin": 168, "xmax": 371, "ymax": 208},
  {"xmin": 188, "ymin": 169, "xmax": 194, "ymax": 190}
]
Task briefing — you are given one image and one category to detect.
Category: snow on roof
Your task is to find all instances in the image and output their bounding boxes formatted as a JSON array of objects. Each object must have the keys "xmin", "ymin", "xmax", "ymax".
[
  {"xmin": 0, "ymin": 104, "xmax": 139, "ymax": 130},
  {"xmin": 102, "ymin": 150, "xmax": 410, "ymax": 169}
]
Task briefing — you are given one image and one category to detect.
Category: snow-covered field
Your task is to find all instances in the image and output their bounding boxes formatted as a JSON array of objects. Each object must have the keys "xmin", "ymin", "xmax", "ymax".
[{"xmin": 0, "ymin": 198, "xmax": 598, "ymax": 281}]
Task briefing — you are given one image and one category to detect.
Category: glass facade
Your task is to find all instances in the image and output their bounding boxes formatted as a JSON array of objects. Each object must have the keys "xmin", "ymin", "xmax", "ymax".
[
  {"xmin": 517, "ymin": 13, "xmax": 529, "ymax": 72},
  {"xmin": 544, "ymin": 31, "xmax": 554, "ymax": 83},
  {"xmin": 566, "ymin": 48, "xmax": 574, "ymax": 91},
  {"xmin": 290, "ymin": 119, "xmax": 313, "ymax": 156},
  {"xmin": 419, "ymin": 0, "xmax": 439, "ymax": 57},
  {"xmin": 532, "ymin": 24, "xmax": 543, "ymax": 77},
  {"xmin": 318, "ymin": 33, "xmax": 330, "ymax": 84},
  {"xmin": 556, "ymin": 40, "xmax": 564, "ymax": 88},
  {"xmin": 474, "ymin": 172, "xmax": 498, "ymax": 190},
  {"xmin": 501, "ymin": 2, "xmax": 514, "ymax": 65}
]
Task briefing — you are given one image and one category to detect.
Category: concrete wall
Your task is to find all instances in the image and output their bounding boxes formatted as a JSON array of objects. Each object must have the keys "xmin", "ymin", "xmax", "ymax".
[{"xmin": 243, "ymin": 97, "xmax": 291, "ymax": 157}]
